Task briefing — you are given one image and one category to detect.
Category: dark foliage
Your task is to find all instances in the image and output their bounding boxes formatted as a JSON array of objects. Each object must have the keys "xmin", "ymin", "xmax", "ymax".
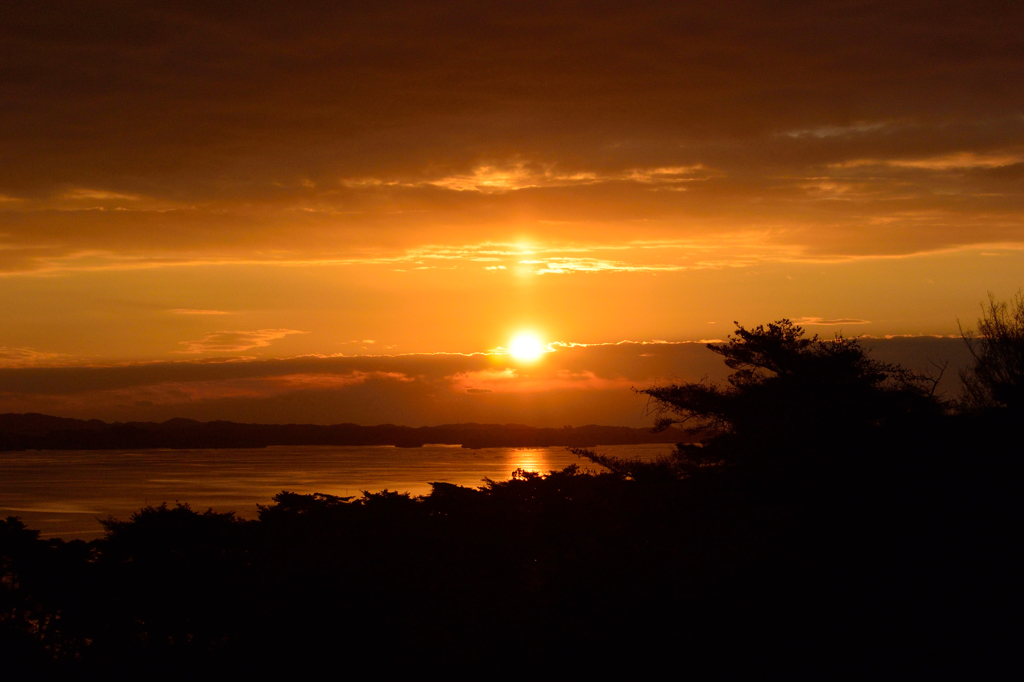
[
  {"xmin": 646, "ymin": 319, "xmax": 944, "ymax": 435},
  {"xmin": 3, "ymin": 425, "xmax": 1018, "ymax": 676},
  {"xmin": 632, "ymin": 320, "xmax": 945, "ymax": 474},
  {"xmin": 1, "ymin": 317, "xmax": 1019, "ymax": 676},
  {"xmin": 959, "ymin": 291, "xmax": 1024, "ymax": 411}
]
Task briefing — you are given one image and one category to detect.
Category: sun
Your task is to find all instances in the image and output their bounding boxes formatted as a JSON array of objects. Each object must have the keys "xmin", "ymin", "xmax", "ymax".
[{"xmin": 508, "ymin": 332, "xmax": 546, "ymax": 362}]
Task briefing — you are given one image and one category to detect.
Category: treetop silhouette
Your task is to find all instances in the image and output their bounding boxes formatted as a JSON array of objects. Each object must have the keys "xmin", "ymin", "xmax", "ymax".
[
  {"xmin": 640, "ymin": 319, "xmax": 944, "ymax": 451},
  {"xmin": 959, "ymin": 291, "xmax": 1024, "ymax": 411}
]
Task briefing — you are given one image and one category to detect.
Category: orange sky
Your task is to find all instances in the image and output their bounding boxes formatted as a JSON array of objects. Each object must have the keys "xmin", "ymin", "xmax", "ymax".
[{"xmin": 1, "ymin": 2, "xmax": 1021, "ymax": 423}]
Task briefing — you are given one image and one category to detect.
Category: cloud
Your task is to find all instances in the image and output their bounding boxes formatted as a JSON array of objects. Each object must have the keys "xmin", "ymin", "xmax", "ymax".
[
  {"xmin": 111, "ymin": 371, "xmax": 415, "ymax": 403},
  {"xmin": 1, "ymin": 1, "xmax": 1023, "ymax": 370},
  {"xmin": 793, "ymin": 317, "xmax": 872, "ymax": 326},
  {"xmin": 0, "ymin": 3, "xmax": 1020, "ymax": 270},
  {"xmin": 60, "ymin": 189, "xmax": 144, "ymax": 201},
  {"xmin": 424, "ymin": 165, "xmax": 597, "ymax": 192},
  {"xmin": 784, "ymin": 122, "xmax": 890, "ymax": 139},
  {"xmin": 337, "ymin": 238, "xmax": 794, "ymax": 275},
  {"xmin": 518, "ymin": 257, "xmax": 688, "ymax": 275},
  {"xmin": 177, "ymin": 329, "xmax": 308, "ymax": 354},
  {"xmin": 0, "ymin": 346, "xmax": 68, "ymax": 368},
  {"xmin": 451, "ymin": 367, "xmax": 633, "ymax": 394},
  {"xmin": 621, "ymin": 165, "xmax": 708, "ymax": 184},
  {"xmin": 0, "ymin": 337, "xmax": 973, "ymax": 425},
  {"xmin": 168, "ymin": 308, "xmax": 232, "ymax": 316},
  {"xmin": 341, "ymin": 162, "xmax": 707, "ymax": 194},
  {"xmin": 832, "ymin": 152, "xmax": 1024, "ymax": 171}
]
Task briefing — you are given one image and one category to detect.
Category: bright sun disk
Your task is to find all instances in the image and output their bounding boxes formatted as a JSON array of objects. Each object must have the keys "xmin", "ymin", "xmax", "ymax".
[{"xmin": 509, "ymin": 332, "xmax": 545, "ymax": 362}]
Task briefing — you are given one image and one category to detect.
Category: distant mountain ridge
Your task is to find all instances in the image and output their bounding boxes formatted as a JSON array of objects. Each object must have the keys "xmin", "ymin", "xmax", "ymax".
[{"xmin": 0, "ymin": 413, "xmax": 694, "ymax": 451}]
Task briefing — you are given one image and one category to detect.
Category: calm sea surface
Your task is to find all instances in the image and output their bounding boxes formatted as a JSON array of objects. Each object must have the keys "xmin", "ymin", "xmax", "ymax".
[{"xmin": 0, "ymin": 444, "xmax": 675, "ymax": 540}]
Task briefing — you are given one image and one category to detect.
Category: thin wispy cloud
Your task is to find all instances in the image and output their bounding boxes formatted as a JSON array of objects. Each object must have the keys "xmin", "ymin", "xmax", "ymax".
[
  {"xmin": 830, "ymin": 151, "xmax": 1024, "ymax": 171},
  {"xmin": 0, "ymin": 346, "xmax": 69, "ymax": 368},
  {"xmin": 783, "ymin": 122, "xmax": 890, "ymax": 138},
  {"xmin": 793, "ymin": 317, "xmax": 872, "ymax": 326},
  {"xmin": 177, "ymin": 329, "xmax": 309, "ymax": 354},
  {"xmin": 3, "ymin": 237, "xmax": 1023, "ymax": 280},
  {"xmin": 340, "ymin": 162, "xmax": 710, "ymax": 194},
  {"xmin": 60, "ymin": 189, "xmax": 144, "ymax": 201},
  {"xmin": 519, "ymin": 258, "xmax": 687, "ymax": 275},
  {"xmin": 168, "ymin": 309, "xmax": 232, "ymax": 316}
]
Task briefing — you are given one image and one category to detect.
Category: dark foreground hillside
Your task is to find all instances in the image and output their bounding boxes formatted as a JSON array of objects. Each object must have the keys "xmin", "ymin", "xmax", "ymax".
[
  {"xmin": 1, "ymin": 411, "xmax": 1019, "ymax": 676},
  {"xmin": 4, "ymin": 314, "xmax": 1022, "ymax": 675}
]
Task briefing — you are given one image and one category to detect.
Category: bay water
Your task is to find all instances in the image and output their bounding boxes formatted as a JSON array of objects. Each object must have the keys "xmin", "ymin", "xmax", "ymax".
[{"xmin": 0, "ymin": 443, "xmax": 675, "ymax": 539}]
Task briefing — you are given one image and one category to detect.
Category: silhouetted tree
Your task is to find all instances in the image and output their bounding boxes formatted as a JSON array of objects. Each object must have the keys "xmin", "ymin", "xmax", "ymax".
[
  {"xmin": 0, "ymin": 517, "xmax": 49, "ymax": 670},
  {"xmin": 959, "ymin": 291, "xmax": 1024, "ymax": 411},
  {"xmin": 6, "ymin": 318, "xmax": 1020, "ymax": 675},
  {"xmin": 635, "ymin": 320, "xmax": 944, "ymax": 468}
]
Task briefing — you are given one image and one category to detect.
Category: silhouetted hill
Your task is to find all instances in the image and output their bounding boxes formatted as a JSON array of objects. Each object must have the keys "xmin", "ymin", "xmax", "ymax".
[
  {"xmin": 0, "ymin": 413, "xmax": 109, "ymax": 436},
  {"xmin": 0, "ymin": 413, "xmax": 694, "ymax": 451},
  {"xmin": 2, "ymin": 410, "xmax": 1017, "ymax": 676}
]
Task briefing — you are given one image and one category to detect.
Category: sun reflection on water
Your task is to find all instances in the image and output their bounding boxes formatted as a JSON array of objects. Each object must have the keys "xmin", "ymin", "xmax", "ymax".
[{"xmin": 508, "ymin": 448, "xmax": 548, "ymax": 478}]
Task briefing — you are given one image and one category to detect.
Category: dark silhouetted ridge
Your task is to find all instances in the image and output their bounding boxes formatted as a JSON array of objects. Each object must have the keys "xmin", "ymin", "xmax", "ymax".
[{"xmin": 0, "ymin": 413, "xmax": 694, "ymax": 451}]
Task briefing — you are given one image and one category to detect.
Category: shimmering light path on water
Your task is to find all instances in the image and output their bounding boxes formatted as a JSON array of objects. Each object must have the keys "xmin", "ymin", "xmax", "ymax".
[{"xmin": 0, "ymin": 444, "xmax": 675, "ymax": 539}]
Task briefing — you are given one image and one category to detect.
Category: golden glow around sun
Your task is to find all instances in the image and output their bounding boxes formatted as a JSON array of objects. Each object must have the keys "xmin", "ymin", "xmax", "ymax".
[{"xmin": 508, "ymin": 332, "xmax": 546, "ymax": 362}]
